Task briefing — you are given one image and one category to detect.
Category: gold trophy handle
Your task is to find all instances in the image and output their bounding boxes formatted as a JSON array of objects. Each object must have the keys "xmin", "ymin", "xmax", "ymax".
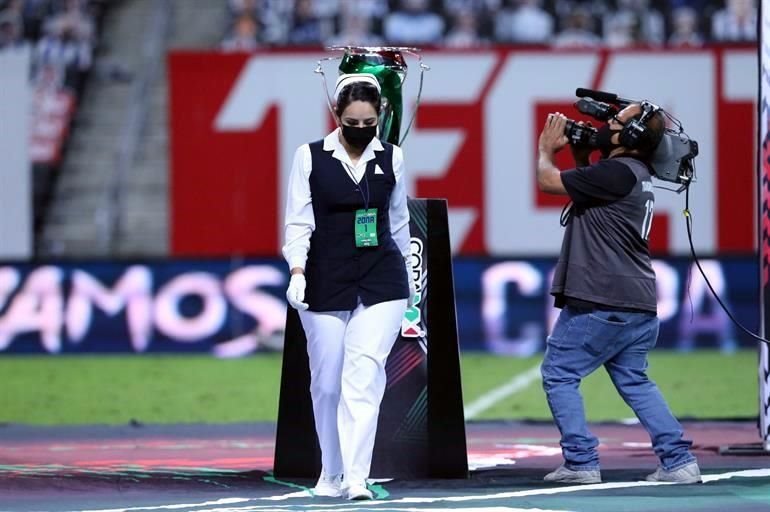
[
  {"xmin": 315, "ymin": 56, "xmax": 341, "ymax": 121},
  {"xmin": 399, "ymin": 55, "xmax": 430, "ymax": 146}
]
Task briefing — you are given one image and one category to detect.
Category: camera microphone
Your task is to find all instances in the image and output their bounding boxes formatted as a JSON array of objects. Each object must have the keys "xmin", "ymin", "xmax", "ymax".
[
  {"xmin": 574, "ymin": 98, "xmax": 618, "ymax": 121},
  {"xmin": 575, "ymin": 87, "xmax": 633, "ymax": 106}
]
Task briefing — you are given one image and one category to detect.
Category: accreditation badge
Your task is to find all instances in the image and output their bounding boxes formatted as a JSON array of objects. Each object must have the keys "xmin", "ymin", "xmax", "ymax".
[{"xmin": 354, "ymin": 208, "xmax": 378, "ymax": 247}]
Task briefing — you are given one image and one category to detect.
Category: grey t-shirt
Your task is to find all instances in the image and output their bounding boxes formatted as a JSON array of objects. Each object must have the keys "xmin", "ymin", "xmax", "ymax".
[{"xmin": 551, "ymin": 156, "xmax": 657, "ymax": 313}]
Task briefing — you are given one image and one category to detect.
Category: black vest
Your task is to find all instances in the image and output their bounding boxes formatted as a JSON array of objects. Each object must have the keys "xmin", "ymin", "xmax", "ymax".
[
  {"xmin": 304, "ymin": 140, "xmax": 409, "ymax": 312},
  {"xmin": 551, "ymin": 157, "xmax": 657, "ymax": 313}
]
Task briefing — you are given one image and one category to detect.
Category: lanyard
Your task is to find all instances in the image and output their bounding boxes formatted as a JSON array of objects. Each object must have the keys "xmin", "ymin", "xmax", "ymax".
[{"xmin": 343, "ymin": 162, "xmax": 370, "ymax": 211}]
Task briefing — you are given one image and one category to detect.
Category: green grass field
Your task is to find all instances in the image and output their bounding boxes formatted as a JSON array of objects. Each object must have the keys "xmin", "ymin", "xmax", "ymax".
[{"xmin": 0, "ymin": 350, "xmax": 757, "ymax": 425}]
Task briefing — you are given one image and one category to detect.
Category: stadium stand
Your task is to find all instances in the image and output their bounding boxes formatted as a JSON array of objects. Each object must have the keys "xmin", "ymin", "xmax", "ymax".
[
  {"xmin": 220, "ymin": 0, "xmax": 757, "ymax": 50},
  {"xmin": 36, "ymin": 0, "xmax": 222, "ymax": 256},
  {"xmin": 10, "ymin": 0, "xmax": 755, "ymax": 257},
  {"xmin": 0, "ymin": 0, "xmax": 108, "ymax": 240}
]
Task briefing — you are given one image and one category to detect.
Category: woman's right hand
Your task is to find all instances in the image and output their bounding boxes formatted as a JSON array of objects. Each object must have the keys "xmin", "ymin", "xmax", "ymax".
[{"xmin": 286, "ymin": 273, "xmax": 309, "ymax": 311}]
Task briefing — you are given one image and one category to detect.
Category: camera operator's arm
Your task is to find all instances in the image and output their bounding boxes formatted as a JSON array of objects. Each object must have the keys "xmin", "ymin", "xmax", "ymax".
[
  {"xmin": 537, "ymin": 113, "xmax": 569, "ymax": 195},
  {"xmin": 570, "ymin": 149, "xmax": 591, "ymax": 167}
]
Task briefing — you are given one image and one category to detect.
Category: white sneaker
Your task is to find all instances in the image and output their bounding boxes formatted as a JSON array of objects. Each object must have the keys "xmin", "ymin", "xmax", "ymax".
[
  {"xmin": 345, "ymin": 483, "xmax": 373, "ymax": 500},
  {"xmin": 312, "ymin": 471, "xmax": 342, "ymax": 497},
  {"xmin": 544, "ymin": 465, "xmax": 601, "ymax": 484},
  {"xmin": 645, "ymin": 461, "xmax": 701, "ymax": 484}
]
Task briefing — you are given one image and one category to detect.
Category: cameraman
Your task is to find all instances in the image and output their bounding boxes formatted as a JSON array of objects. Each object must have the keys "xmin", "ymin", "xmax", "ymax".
[{"xmin": 535, "ymin": 104, "xmax": 700, "ymax": 485}]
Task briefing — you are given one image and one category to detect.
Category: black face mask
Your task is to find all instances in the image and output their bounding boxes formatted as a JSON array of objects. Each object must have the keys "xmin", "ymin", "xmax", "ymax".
[
  {"xmin": 342, "ymin": 124, "xmax": 376, "ymax": 150},
  {"xmin": 596, "ymin": 124, "xmax": 623, "ymax": 158}
]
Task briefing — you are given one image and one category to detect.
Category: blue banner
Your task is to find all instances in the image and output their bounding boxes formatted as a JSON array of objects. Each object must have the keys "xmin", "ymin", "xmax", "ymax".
[{"xmin": 0, "ymin": 257, "xmax": 758, "ymax": 355}]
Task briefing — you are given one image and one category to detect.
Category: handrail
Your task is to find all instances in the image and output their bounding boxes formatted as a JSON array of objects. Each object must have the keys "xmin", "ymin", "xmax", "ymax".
[{"xmin": 96, "ymin": 0, "xmax": 172, "ymax": 253}]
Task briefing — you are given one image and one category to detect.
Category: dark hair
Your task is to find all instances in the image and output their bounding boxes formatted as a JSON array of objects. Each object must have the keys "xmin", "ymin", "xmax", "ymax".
[
  {"xmin": 638, "ymin": 111, "xmax": 665, "ymax": 155},
  {"xmin": 627, "ymin": 110, "xmax": 665, "ymax": 156},
  {"xmin": 335, "ymin": 82, "xmax": 381, "ymax": 117}
]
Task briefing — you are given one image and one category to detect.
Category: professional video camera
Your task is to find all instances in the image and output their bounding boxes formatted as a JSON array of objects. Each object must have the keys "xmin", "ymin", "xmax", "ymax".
[{"xmin": 563, "ymin": 88, "xmax": 698, "ymax": 186}]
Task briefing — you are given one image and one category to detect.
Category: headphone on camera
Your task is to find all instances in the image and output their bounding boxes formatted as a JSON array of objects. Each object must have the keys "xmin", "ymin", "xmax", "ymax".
[{"xmin": 618, "ymin": 101, "xmax": 662, "ymax": 153}]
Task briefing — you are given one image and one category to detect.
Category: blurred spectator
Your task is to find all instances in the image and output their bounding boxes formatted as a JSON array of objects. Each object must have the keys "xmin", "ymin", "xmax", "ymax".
[
  {"xmin": 34, "ymin": 62, "xmax": 65, "ymax": 92},
  {"xmin": 314, "ymin": 0, "xmax": 352, "ymax": 43},
  {"xmin": 443, "ymin": 0, "xmax": 500, "ymax": 37},
  {"xmin": 668, "ymin": 6, "xmax": 703, "ymax": 46},
  {"xmin": 287, "ymin": 0, "xmax": 325, "ymax": 45},
  {"xmin": 495, "ymin": 0, "xmax": 554, "ymax": 44},
  {"xmin": 553, "ymin": 0, "xmax": 607, "ymax": 20},
  {"xmin": 0, "ymin": 0, "xmax": 22, "ymax": 28},
  {"xmin": 326, "ymin": 11, "xmax": 384, "ymax": 46},
  {"xmin": 603, "ymin": 0, "xmax": 664, "ymax": 46},
  {"xmin": 47, "ymin": 0, "xmax": 95, "ymax": 42},
  {"xmin": 228, "ymin": 0, "xmax": 261, "ymax": 18},
  {"xmin": 383, "ymin": 0, "xmax": 445, "ymax": 45},
  {"xmin": 711, "ymin": 0, "xmax": 756, "ymax": 42},
  {"xmin": 20, "ymin": 0, "xmax": 56, "ymax": 41},
  {"xmin": 444, "ymin": 0, "xmax": 501, "ymax": 13},
  {"xmin": 29, "ymin": 61, "xmax": 76, "ymax": 166},
  {"xmin": 335, "ymin": 0, "xmax": 389, "ymax": 19},
  {"xmin": 0, "ymin": 12, "xmax": 22, "ymax": 48},
  {"xmin": 603, "ymin": 11, "xmax": 644, "ymax": 47},
  {"xmin": 221, "ymin": 13, "xmax": 261, "ymax": 51},
  {"xmin": 34, "ymin": 15, "xmax": 92, "ymax": 90},
  {"xmin": 444, "ymin": 9, "xmax": 487, "ymax": 47},
  {"xmin": 0, "ymin": 0, "xmax": 21, "ymax": 15},
  {"xmin": 666, "ymin": 0, "xmax": 706, "ymax": 12},
  {"xmin": 313, "ymin": 0, "xmax": 343, "ymax": 19},
  {"xmin": 552, "ymin": 6, "xmax": 601, "ymax": 48},
  {"xmin": 237, "ymin": 0, "xmax": 292, "ymax": 44}
]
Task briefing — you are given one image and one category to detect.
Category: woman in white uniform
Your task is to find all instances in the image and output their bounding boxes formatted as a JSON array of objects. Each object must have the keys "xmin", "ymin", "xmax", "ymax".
[{"xmin": 282, "ymin": 73, "xmax": 414, "ymax": 500}]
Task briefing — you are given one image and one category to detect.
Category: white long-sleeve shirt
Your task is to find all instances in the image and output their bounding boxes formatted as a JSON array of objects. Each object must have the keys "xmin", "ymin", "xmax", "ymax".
[{"xmin": 282, "ymin": 128, "xmax": 410, "ymax": 271}]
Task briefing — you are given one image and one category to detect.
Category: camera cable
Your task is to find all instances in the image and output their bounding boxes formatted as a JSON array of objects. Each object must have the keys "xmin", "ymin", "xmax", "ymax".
[{"xmin": 682, "ymin": 180, "xmax": 770, "ymax": 344}]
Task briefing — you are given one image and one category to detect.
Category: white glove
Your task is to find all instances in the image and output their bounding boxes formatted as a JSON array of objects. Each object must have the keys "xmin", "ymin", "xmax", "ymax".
[
  {"xmin": 286, "ymin": 273, "xmax": 309, "ymax": 311},
  {"xmin": 406, "ymin": 258, "xmax": 417, "ymax": 307}
]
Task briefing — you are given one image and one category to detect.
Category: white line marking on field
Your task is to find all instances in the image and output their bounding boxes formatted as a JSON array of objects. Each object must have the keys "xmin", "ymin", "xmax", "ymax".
[
  {"xmin": 73, "ymin": 468, "xmax": 770, "ymax": 512},
  {"xmin": 203, "ymin": 508, "xmax": 571, "ymax": 512},
  {"xmin": 261, "ymin": 490, "xmax": 313, "ymax": 500},
  {"xmin": 701, "ymin": 468, "xmax": 770, "ymax": 482},
  {"xmin": 76, "ymin": 497, "xmax": 253, "ymax": 512},
  {"xmin": 464, "ymin": 364, "xmax": 542, "ymax": 420},
  {"xmin": 254, "ymin": 468, "xmax": 770, "ymax": 508}
]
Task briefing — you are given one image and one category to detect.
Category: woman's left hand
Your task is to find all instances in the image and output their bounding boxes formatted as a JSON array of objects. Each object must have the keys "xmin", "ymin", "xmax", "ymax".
[{"xmin": 286, "ymin": 273, "xmax": 309, "ymax": 311}]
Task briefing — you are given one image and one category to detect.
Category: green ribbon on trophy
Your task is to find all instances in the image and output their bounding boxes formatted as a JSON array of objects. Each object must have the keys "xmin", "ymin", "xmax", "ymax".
[{"xmin": 316, "ymin": 46, "xmax": 430, "ymax": 145}]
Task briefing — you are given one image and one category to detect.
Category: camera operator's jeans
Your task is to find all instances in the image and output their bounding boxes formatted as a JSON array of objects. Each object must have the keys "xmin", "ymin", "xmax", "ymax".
[{"xmin": 541, "ymin": 306, "xmax": 696, "ymax": 472}]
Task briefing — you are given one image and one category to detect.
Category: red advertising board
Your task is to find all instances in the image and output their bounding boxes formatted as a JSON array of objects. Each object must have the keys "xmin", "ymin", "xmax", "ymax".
[{"xmin": 169, "ymin": 47, "xmax": 756, "ymax": 257}]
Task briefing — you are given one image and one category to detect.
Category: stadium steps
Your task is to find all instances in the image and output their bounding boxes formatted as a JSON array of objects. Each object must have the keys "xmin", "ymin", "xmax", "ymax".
[
  {"xmin": 39, "ymin": 0, "xmax": 155, "ymax": 256},
  {"xmin": 40, "ymin": 0, "xmax": 224, "ymax": 257},
  {"xmin": 115, "ymin": 0, "xmax": 225, "ymax": 255}
]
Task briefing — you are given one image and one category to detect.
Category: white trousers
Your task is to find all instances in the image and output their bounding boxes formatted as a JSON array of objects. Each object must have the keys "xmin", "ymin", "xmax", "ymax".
[{"xmin": 298, "ymin": 299, "xmax": 407, "ymax": 487}]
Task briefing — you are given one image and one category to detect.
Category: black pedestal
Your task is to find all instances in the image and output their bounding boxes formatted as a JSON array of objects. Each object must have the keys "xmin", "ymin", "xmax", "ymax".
[{"xmin": 273, "ymin": 198, "xmax": 468, "ymax": 479}]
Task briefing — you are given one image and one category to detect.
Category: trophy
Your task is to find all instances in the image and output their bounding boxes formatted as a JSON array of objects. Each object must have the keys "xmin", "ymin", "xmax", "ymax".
[{"xmin": 315, "ymin": 46, "xmax": 430, "ymax": 145}]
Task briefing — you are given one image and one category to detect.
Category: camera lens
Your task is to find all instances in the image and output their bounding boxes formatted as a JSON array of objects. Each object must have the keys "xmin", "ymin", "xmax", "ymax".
[{"xmin": 564, "ymin": 119, "xmax": 598, "ymax": 147}]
